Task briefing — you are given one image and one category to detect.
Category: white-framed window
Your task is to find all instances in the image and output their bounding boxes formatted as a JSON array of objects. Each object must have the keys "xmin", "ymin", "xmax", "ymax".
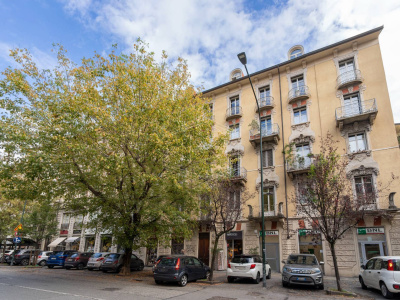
[
  {"xmin": 293, "ymin": 107, "xmax": 307, "ymax": 124},
  {"xmin": 262, "ymin": 149, "xmax": 273, "ymax": 167},
  {"xmin": 263, "ymin": 187, "xmax": 275, "ymax": 213},
  {"xmin": 291, "ymin": 75, "xmax": 305, "ymax": 89},
  {"xmin": 355, "ymin": 175, "xmax": 375, "ymax": 203},
  {"xmin": 260, "ymin": 117, "xmax": 272, "ymax": 136},
  {"xmin": 229, "ymin": 155, "xmax": 240, "ymax": 176},
  {"xmin": 343, "ymin": 92, "xmax": 361, "ymax": 117},
  {"xmin": 229, "ymin": 190, "xmax": 241, "ymax": 210},
  {"xmin": 349, "ymin": 133, "xmax": 367, "ymax": 153},
  {"xmin": 61, "ymin": 214, "xmax": 70, "ymax": 230},
  {"xmin": 296, "ymin": 182, "xmax": 308, "ymax": 205},
  {"xmin": 230, "ymin": 96, "xmax": 240, "ymax": 115},
  {"xmin": 339, "ymin": 58, "xmax": 355, "ymax": 75},
  {"xmin": 73, "ymin": 215, "xmax": 83, "ymax": 229},
  {"xmin": 229, "ymin": 123, "xmax": 240, "ymax": 140},
  {"xmin": 290, "ymin": 49, "xmax": 303, "ymax": 60},
  {"xmin": 295, "ymin": 143, "xmax": 311, "ymax": 167},
  {"xmin": 231, "ymin": 71, "xmax": 241, "ymax": 80},
  {"xmin": 259, "ymin": 86, "xmax": 271, "ymax": 104}
]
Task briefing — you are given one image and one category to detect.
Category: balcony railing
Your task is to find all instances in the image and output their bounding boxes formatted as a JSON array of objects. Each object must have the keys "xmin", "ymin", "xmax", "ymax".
[
  {"xmin": 226, "ymin": 106, "xmax": 243, "ymax": 120},
  {"xmin": 286, "ymin": 157, "xmax": 313, "ymax": 179},
  {"xmin": 247, "ymin": 203, "xmax": 284, "ymax": 220},
  {"xmin": 256, "ymin": 96, "xmax": 274, "ymax": 112},
  {"xmin": 288, "ymin": 85, "xmax": 310, "ymax": 104},
  {"xmin": 336, "ymin": 69, "xmax": 363, "ymax": 89},
  {"xmin": 335, "ymin": 99, "xmax": 378, "ymax": 129},
  {"xmin": 249, "ymin": 123, "xmax": 280, "ymax": 145},
  {"xmin": 229, "ymin": 167, "xmax": 247, "ymax": 182}
]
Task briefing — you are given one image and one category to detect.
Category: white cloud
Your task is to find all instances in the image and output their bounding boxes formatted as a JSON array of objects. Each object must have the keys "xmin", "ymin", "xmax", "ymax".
[{"xmin": 61, "ymin": 0, "xmax": 400, "ymax": 121}]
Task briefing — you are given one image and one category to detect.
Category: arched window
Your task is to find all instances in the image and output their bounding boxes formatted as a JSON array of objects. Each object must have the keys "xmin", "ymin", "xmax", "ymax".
[
  {"xmin": 230, "ymin": 68, "xmax": 242, "ymax": 81},
  {"xmin": 288, "ymin": 45, "xmax": 304, "ymax": 60}
]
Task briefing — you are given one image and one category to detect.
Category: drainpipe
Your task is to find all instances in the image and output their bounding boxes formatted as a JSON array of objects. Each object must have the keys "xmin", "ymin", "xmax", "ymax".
[{"xmin": 277, "ymin": 66, "xmax": 290, "ymax": 239}]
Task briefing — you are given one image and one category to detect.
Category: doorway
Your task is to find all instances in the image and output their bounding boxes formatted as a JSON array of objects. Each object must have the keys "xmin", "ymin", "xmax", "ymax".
[
  {"xmin": 359, "ymin": 241, "xmax": 386, "ymax": 265},
  {"xmin": 265, "ymin": 243, "xmax": 280, "ymax": 272},
  {"xmin": 198, "ymin": 232, "xmax": 210, "ymax": 266}
]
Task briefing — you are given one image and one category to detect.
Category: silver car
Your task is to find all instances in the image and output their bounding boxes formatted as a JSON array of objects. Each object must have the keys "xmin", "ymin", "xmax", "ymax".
[
  {"xmin": 282, "ymin": 254, "xmax": 324, "ymax": 289},
  {"xmin": 87, "ymin": 252, "xmax": 109, "ymax": 270},
  {"xmin": 35, "ymin": 251, "xmax": 53, "ymax": 266}
]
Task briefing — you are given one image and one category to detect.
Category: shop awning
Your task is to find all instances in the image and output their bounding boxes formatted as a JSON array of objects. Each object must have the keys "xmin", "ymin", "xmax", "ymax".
[
  {"xmin": 65, "ymin": 236, "xmax": 80, "ymax": 243},
  {"xmin": 48, "ymin": 237, "xmax": 66, "ymax": 247}
]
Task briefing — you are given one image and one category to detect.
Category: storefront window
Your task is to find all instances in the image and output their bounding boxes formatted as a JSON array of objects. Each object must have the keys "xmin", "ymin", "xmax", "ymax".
[
  {"xmin": 226, "ymin": 231, "xmax": 243, "ymax": 261},
  {"xmin": 101, "ymin": 236, "xmax": 112, "ymax": 252},
  {"xmin": 85, "ymin": 236, "xmax": 95, "ymax": 252}
]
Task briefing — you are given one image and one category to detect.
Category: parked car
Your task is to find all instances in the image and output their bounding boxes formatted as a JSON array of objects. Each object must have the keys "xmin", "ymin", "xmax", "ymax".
[
  {"xmin": 153, "ymin": 255, "xmax": 210, "ymax": 287},
  {"xmin": 46, "ymin": 250, "xmax": 78, "ymax": 268},
  {"xmin": 86, "ymin": 252, "xmax": 109, "ymax": 271},
  {"xmin": 152, "ymin": 255, "xmax": 168, "ymax": 273},
  {"xmin": 7, "ymin": 249, "xmax": 39, "ymax": 266},
  {"xmin": 359, "ymin": 256, "xmax": 400, "ymax": 299},
  {"xmin": 1, "ymin": 250, "xmax": 15, "ymax": 263},
  {"xmin": 100, "ymin": 253, "xmax": 144, "ymax": 273},
  {"xmin": 64, "ymin": 252, "xmax": 92, "ymax": 270},
  {"xmin": 227, "ymin": 254, "xmax": 271, "ymax": 283},
  {"xmin": 35, "ymin": 251, "xmax": 53, "ymax": 266},
  {"xmin": 281, "ymin": 253, "xmax": 324, "ymax": 289}
]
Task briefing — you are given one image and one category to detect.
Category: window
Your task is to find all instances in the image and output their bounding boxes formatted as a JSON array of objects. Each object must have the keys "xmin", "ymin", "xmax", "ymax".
[
  {"xmin": 260, "ymin": 117, "xmax": 272, "ymax": 136},
  {"xmin": 230, "ymin": 155, "xmax": 240, "ymax": 176},
  {"xmin": 73, "ymin": 215, "xmax": 83, "ymax": 229},
  {"xmin": 262, "ymin": 149, "xmax": 273, "ymax": 167},
  {"xmin": 232, "ymin": 71, "xmax": 241, "ymax": 80},
  {"xmin": 230, "ymin": 96, "xmax": 240, "ymax": 115},
  {"xmin": 366, "ymin": 259, "xmax": 375, "ymax": 270},
  {"xmin": 291, "ymin": 75, "xmax": 304, "ymax": 89},
  {"xmin": 229, "ymin": 191, "xmax": 240, "ymax": 210},
  {"xmin": 259, "ymin": 86, "xmax": 271, "ymax": 105},
  {"xmin": 293, "ymin": 107, "xmax": 307, "ymax": 124},
  {"xmin": 171, "ymin": 239, "xmax": 184, "ymax": 254},
  {"xmin": 61, "ymin": 214, "xmax": 70, "ymax": 230},
  {"xmin": 339, "ymin": 58, "xmax": 356, "ymax": 81},
  {"xmin": 290, "ymin": 49, "xmax": 303, "ymax": 60},
  {"xmin": 263, "ymin": 187, "xmax": 275, "ymax": 213},
  {"xmin": 295, "ymin": 143, "xmax": 311, "ymax": 167},
  {"xmin": 229, "ymin": 124, "xmax": 240, "ymax": 140},
  {"xmin": 343, "ymin": 93, "xmax": 361, "ymax": 117},
  {"xmin": 297, "ymin": 183, "xmax": 308, "ymax": 205},
  {"xmin": 349, "ymin": 133, "xmax": 367, "ymax": 152},
  {"xmin": 355, "ymin": 175, "xmax": 374, "ymax": 203}
]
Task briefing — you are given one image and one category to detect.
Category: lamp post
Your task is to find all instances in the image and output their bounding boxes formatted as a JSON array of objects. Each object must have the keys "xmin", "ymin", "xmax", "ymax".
[{"xmin": 237, "ymin": 52, "xmax": 267, "ymax": 288}]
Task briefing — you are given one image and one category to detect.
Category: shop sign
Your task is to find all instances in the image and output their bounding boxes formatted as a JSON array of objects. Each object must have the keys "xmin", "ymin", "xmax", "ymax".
[
  {"xmin": 259, "ymin": 230, "xmax": 279, "ymax": 236},
  {"xmin": 357, "ymin": 227, "xmax": 384, "ymax": 235},
  {"xmin": 298, "ymin": 229, "xmax": 320, "ymax": 236},
  {"xmin": 226, "ymin": 231, "xmax": 242, "ymax": 240}
]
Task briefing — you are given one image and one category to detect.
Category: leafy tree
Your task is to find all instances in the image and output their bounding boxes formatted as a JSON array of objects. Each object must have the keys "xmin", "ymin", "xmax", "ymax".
[
  {"xmin": 0, "ymin": 41, "xmax": 226, "ymax": 274},
  {"xmin": 293, "ymin": 133, "xmax": 395, "ymax": 291},
  {"xmin": 0, "ymin": 197, "xmax": 22, "ymax": 262},
  {"xmin": 200, "ymin": 172, "xmax": 252, "ymax": 281}
]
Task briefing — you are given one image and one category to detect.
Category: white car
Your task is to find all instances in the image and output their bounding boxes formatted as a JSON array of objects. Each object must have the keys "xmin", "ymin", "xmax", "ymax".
[
  {"xmin": 86, "ymin": 252, "xmax": 109, "ymax": 270},
  {"xmin": 227, "ymin": 254, "xmax": 271, "ymax": 283},
  {"xmin": 359, "ymin": 256, "xmax": 400, "ymax": 299}
]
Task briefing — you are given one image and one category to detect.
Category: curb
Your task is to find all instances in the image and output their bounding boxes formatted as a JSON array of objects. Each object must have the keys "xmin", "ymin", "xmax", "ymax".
[{"xmin": 326, "ymin": 289, "xmax": 357, "ymax": 297}]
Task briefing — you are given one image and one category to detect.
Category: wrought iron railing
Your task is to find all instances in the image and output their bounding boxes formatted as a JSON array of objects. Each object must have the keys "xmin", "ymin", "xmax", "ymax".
[
  {"xmin": 249, "ymin": 123, "xmax": 280, "ymax": 140},
  {"xmin": 287, "ymin": 156, "xmax": 313, "ymax": 172},
  {"xmin": 257, "ymin": 96, "xmax": 274, "ymax": 110},
  {"xmin": 229, "ymin": 167, "xmax": 247, "ymax": 181},
  {"xmin": 336, "ymin": 69, "xmax": 362, "ymax": 88},
  {"xmin": 226, "ymin": 106, "xmax": 243, "ymax": 119},
  {"xmin": 335, "ymin": 99, "xmax": 377, "ymax": 120},
  {"xmin": 288, "ymin": 85, "xmax": 310, "ymax": 103}
]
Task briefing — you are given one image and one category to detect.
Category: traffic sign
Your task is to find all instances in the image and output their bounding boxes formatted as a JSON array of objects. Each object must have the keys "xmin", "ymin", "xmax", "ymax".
[
  {"xmin": 14, "ymin": 224, "xmax": 22, "ymax": 231},
  {"xmin": 13, "ymin": 237, "xmax": 21, "ymax": 244}
]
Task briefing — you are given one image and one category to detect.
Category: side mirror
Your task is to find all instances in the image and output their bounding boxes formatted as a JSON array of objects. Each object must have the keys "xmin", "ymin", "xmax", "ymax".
[
  {"xmin": 360, "ymin": 265, "xmax": 365, "ymax": 269},
  {"xmin": 319, "ymin": 261, "xmax": 324, "ymax": 265}
]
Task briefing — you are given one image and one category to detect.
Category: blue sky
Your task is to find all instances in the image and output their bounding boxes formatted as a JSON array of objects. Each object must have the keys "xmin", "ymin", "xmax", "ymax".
[{"xmin": 1, "ymin": 0, "xmax": 400, "ymax": 122}]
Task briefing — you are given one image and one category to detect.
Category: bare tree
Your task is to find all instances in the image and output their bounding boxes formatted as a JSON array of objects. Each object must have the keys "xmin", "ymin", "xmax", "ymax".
[
  {"xmin": 201, "ymin": 172, "xmax": 253, "ymax": 281},
  {"xmin": 292, "ymin": 133, "xmax": 395, "ymax": 291}
]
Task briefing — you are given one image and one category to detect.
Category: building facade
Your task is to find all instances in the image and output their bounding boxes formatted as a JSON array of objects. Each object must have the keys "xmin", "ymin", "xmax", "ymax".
[{"xmin": 46, "ymin": 27, "xmax": 400, "ymax": 277}]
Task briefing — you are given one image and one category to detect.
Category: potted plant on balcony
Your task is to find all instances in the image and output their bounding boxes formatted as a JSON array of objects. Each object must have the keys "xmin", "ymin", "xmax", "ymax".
[{"xmin": 248, "ymin": 120, "xmax": 260, "ymax": 137}]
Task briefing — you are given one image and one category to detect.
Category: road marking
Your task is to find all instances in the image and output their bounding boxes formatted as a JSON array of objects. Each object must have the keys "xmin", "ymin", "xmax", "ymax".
[{"xmin": 0, "ymin": 282, "xmax": 106, "ymax": 300}]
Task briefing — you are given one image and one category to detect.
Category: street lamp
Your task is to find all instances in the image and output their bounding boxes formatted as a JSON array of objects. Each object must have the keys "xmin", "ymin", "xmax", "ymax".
[{"xmin": 237, "ymin": 52, "xmax": 267, "ymax": 288}]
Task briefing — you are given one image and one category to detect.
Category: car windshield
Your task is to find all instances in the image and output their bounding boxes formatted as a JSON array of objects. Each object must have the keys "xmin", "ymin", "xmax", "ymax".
[
  {"xmin": 92, "ymin": 253, "xmax": 103, "ymax": 258},
  {"xmin": 54, "ymin": 251, "xmax": 64, "ymax": 256},
  {"xmin": 287, "ymin": 255, "xmax": 317, "ymax": 265},
  {"xmin": 70, "ymin": 254, "xmax": 79, "ymax": 258},
  {"xmin": 231, "ymin": 257, "xmax": 253, "ymax": 264},
  {"xmin": 159, "ymin": 258, "xmax": 177, "ymax": 266},
  {"xmin": 106, "ymin": 254, "xmax": 120, "ymax": 259}
]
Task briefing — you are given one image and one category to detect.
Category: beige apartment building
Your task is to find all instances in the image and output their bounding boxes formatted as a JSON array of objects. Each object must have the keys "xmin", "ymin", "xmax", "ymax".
[{"xmin": 47, "ymin": 26, "xmax": 400, "ymax": 277}]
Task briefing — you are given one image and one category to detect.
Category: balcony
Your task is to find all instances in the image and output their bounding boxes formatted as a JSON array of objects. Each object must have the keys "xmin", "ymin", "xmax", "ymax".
[
  {"xmin": 336, "ymin": 69, "xmax": 363, "ymax": 89},
  {"xmin": 229, "ymin": 167, "xmax": 247, "ymax": 183},
  {"xmin": 247, "ymin": 203, "xmax": 284, "ymax": 221},
  {"xmin": 256, "ymin": 96, "xmax": 274, "ymax": 112},
  {"xmin": 286, "ymin": 157, "xmax": 313, "ymax": 179},
  {"xmin": 249, "ymin": 123, "xmax": 280, "ymax": 146},
  {"xmin": 226, "ymin": 106, "xmax": 243, "ymax": 121},
  {"xmin": 199, "ymin": 213, "xmax": 212, "ymax": 222},
  {"xmin": 288, "ymin": 86, "xmax": 310, "ymax": 104},
  {"xmin": 335, "ymin": 99, "xmax": 378, "ymax": 130}
]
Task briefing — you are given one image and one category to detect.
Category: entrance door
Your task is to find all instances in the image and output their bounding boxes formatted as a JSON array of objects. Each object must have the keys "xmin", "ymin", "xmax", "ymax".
[
  {"xmin": 265, "ymin": 243, "xmax": 280, "ymax": 272},
  {"xmin": 360, "ymin": 242, "xmax": 384, "ymax": 266},
  {"xmin": 198, "ymin": 233, "xmax": 210, "ymax": 266}
]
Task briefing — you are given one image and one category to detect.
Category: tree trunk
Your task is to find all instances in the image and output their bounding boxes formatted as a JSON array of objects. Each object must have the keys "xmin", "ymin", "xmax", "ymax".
[
  {"xmin": 329, "ymin": 242, "xmax": 342, "ymax": 291},
  {"xmin": 209, "ymin": 234, "xmax": 221, "ymax": 281},
  {"xmin": 120, "ymin": 248, "xmax": 132, "ymax": 276},
  {"xmin": 1, "ymin": 240, "xmax": 6, "ymax": 263}
]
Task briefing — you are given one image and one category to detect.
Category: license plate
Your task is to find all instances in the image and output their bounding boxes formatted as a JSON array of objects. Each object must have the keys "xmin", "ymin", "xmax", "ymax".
[
  {"xmin": 296, "ymin": 277, "xmax": 306, "ymax": 281},
  {"xmin": 236, "ymin": 266, "xmax": 245, "ymax": 270}
]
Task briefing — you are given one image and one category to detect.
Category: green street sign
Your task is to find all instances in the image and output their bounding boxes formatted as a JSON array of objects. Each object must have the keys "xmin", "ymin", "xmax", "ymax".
[{"xmin": 357, "ymin": 228, "xmax": 367, "ymax": 235}]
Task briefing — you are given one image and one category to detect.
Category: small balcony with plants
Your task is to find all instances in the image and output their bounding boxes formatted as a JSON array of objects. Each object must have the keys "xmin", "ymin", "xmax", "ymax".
[
  {"xmin": 335, "ymin": 99, "xmax": 378, "ymax": 130},
  {"xmin": 336, "ymin": 69, "xmax": 363, "ymax": 89},
  {"xmin": 256, "ymin": 96, "xmax": 274, "ymax": 112},
  {"xmin": 288, "ymin": 85, "xmax": 310, "ymax": 104},
  {"xmin": 248, "ymin": 121, "xmax": 280, "ymax": 146},
  {"xmin": 229, "ymin": 167, "xmax": 247, "ymax": 183},
  {"xmin": 226, "ymin": 106, "xmax": 243, "ymax": 121}
]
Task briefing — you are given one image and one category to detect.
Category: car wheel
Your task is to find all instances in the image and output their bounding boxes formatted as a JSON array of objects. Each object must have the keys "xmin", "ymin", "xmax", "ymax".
[
  {"xmin": 282, "ymin": 281, "xmax": 288, "ymax": 287},
  {"xmin": 318, "ymin": 283, "xmax": 324, "ymax": 290},
  {"xmin": 178, "ymin": 274, "xmax": 188, "ymax": 287},
  {"xmin": 227, "ymin": 276, "xmax": 235, "ymax": 283},
  {"xmin": 359, "ymin": 277, "xmax": 367, "ymax": 290},
  {"xmin": 48, "ymin": 265, "xmax": 54, "ymax": 269},
  {"xmin": 137, "ymin": 263, "xmax": 144, "ymax": 271},
  {"xmin": 254, "ymin": 272, "xmax": 261, "ymax": 284},
  {"xmin": 380, "ymin": 282, "xmax": 394, "ymax": 299},
  {"xmin": 266, "ymin": 269, "xmax": 271, "ymax": 279},
  {"xmin": 205, "ymin": 271, "xmax": 210, "ymax": 280},
  {"xmin": 77, "ymin": 263, "xmax": 84, "ymax": 270},
  {"xmin": 155, "ymin": 280, "xmax": 162, "ymax": 284},
  {"xmin": 39, "ymin": 260, "xmax": 46, "ymax": 267},
  {"xmin": 87, "ymin": 268, "xmax": 93, "ymax": 271},
  {"xmin": 21, "ymin": 259, "xmax": 29, "ymax": 266}
]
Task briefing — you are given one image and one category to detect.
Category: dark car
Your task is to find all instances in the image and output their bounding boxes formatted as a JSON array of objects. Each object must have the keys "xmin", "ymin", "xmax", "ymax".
[
  {"xmin": 152, "ymin": 255, "xmax": 168, "ymax": 272},
  {"xmin": 153, "ymin": 255, "xmax": 210, "ymax": 287},
  {"xmin": 100, "ymin": 253, "xmax": 144, "ymax": 273},
  {"xmin": 64, "ymin": 252, "xmax": 92, "ymax": 270},
  {"xmin": 7, "ymin": 249, "xmax": 39, "ymax": 266},
  {"xmin": 47, "ymin": 250, "xmax": 79, "ymax": 268}
]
